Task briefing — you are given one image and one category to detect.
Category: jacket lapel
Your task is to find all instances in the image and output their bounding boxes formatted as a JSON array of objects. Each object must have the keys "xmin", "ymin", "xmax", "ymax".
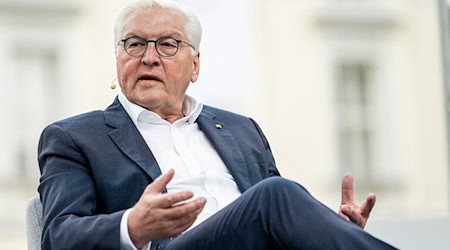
[
  {"xmin": 104, "ymin": 98, "xmax": 162, "ymax": 181},
  {"xmin": 102, "ymin": 99, "xmax": 251, "ymax": 191},
  {"xmin": 197, "ymin": 108, "xmax": 252, "ymax": 192}
]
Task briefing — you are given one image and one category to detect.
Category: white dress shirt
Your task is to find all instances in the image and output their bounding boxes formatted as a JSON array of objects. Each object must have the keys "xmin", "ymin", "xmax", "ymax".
[{"xmin": 118, "ymin": 92, "xmax": 242, "ymax": 249}]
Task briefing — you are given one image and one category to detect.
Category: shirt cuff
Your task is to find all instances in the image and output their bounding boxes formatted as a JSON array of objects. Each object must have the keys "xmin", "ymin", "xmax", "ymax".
[{"xmin": 120, "ymin": 208, "xmax": 151, "ymax": 250}]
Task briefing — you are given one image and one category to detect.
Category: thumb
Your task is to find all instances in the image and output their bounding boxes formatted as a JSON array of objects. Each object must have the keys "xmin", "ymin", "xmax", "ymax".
[
  {"xmin": 360, "ymin": 193, "xmax": 376, "ymax": 218},
  {"xmin": 144, "ymin": 169, "xmax": 175, "ymax": 195}
]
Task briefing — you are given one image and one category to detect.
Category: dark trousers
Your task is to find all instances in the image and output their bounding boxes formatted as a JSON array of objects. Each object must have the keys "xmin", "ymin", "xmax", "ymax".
[{"xmin": 153, "ymin": 177, "xmax": 397, "ymax": 250}]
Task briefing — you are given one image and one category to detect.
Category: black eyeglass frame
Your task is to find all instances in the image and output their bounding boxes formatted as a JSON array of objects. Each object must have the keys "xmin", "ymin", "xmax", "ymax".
[{"xmin": 119, "ymin": 36, "xmax": 196, "ymax": 57}]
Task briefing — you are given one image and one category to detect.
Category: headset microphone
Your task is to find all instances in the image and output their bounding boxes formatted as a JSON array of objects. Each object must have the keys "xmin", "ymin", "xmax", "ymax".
[{"xmin": 110, "ymin": 78, "xmax": 117, "ymax": 89}]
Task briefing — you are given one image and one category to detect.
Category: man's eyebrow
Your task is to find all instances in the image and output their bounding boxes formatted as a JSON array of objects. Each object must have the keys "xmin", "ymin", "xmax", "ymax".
[{"xmin": 122, "ymin": 32, "xmax": 139, "ymax": 38}]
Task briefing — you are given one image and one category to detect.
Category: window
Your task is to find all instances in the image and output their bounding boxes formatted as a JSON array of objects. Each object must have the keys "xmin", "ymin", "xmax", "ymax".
[
  {"xmin": 336, "ymin": 61, "xmax": 374, "ymax": 184},
  {"xmin": 12, "ymin": 47, "xmax": 59, "ymax": 184}
]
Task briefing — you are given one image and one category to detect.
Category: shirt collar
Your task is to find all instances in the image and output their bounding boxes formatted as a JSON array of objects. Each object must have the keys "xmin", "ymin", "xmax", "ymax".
[{"xmin": 118, "ymin": 91, "xmax": 203, "ymax": 126}]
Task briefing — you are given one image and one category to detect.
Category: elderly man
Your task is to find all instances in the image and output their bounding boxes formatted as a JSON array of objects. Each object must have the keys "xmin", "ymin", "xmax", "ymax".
[{"xmin": 38, "ymin": 0, "xmax": 397, "ymax": 249}]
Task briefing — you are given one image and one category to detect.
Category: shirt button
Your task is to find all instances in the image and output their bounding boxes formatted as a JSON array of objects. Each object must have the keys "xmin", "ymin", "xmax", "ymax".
[{"xmin": 155, "ymin": 244, "xmax": 161, "ymax": 250}]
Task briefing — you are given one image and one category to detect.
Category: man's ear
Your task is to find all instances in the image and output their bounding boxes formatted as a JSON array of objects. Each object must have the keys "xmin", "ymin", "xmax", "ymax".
[{"xmin": 191, "ymin": 52, "xmax": 200, "ymax": 83}]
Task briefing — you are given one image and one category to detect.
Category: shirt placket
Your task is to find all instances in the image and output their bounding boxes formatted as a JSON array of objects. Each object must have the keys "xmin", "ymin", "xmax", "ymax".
[{"xmin": 171, "ymin": 122, "xmax": 203, "ymax": 177}]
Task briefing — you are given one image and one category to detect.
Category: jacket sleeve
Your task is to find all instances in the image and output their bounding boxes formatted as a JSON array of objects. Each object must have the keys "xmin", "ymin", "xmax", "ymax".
[{"xmin": 38, "ymin": 123, "xmax": 124, "ymax": 250}]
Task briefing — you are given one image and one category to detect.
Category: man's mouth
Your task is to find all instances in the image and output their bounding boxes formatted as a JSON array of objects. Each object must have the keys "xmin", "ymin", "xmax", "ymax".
[{"xmin": 138, "ymin": 75, "xmax": 162, "ymax": 82}]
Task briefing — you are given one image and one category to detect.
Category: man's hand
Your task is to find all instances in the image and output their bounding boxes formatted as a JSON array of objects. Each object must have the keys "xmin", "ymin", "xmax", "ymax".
[
  {"xmin": 128, "ymin": 169, "xmax": 206, "ymax": 248},
  {"xmin": 338, "ymin": 173, "xmax": 376, "ymax": 229}
]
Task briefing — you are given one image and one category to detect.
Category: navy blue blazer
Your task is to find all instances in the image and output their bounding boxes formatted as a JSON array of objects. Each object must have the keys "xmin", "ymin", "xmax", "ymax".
[{"xmin": 38, "ymin": 97, "xmax": 280, "ymax": 249}]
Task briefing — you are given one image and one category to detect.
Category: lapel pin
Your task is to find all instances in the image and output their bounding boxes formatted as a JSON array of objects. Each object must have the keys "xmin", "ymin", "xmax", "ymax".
[{"xmin": 215, "ymin": 124, "xmax": 223, "ymax": 129}]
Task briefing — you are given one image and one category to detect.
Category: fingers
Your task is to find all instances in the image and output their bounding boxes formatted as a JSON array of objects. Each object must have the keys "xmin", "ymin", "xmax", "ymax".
[
  {"xmin": 340, "ymin": 193, "xmax": 376, "ymax": 229},
  {"xmin": 163, "ymin": 197, "xmax": 206, "ymax": 220},
  {"xmin": 341, "ymin": 172, "xmax": 354, "ymax": 204},
  {"xmin": 339, "ymin": 174, "xmax": 376, "ymax": 229},
  {"xmin": 338, "ymin": 207, "xmax": 350, "ymax": 222},
  {"xmin": 128, "ymin": 193, "xmax": 206, "ymax": 246},
  {"xmin": 153, "ymin": 191, "xmax": 195, "ymax": 208},
  {"xmin": 128, "ymin": 169, "xmax": 209, "ymax": 247},
  {"xmin": 156, "ymin": 202, "xmax": 205, "ymax": 238},
  {"xmin": 360, "ymin": 193, "xmax": 376, "ymax": 218},
  {"xmin": 340, "ymin": 205, "xmax": 364, "ymax": 228},
  {"xmin": 151, "ymin": 197, "xmax": 206, "ymax": 236},
  {"xmin": 144, "ymin": 169, "xmax": 175, "ymax": 195}
]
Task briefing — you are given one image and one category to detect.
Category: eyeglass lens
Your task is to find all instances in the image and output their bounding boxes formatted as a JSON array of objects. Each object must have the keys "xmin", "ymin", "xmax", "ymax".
[{"xmin": 124, "ymin": 37, "xmax": 179, "ymax": 57}]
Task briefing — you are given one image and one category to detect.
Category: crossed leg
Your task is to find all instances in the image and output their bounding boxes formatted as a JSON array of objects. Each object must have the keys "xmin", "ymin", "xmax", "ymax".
[{"xmin": 159, "ymin": 177, "xmax": 396, "ymax": 250}]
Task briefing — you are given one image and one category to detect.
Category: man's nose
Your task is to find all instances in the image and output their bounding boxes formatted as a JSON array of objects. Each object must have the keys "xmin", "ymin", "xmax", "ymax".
[{"xmin": 141, "ymin": 42, "xmax": 161, "ymax": 66}]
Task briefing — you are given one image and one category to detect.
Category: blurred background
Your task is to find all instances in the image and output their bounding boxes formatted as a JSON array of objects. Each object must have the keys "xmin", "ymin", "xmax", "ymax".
[{"xmin": 1, "ymin": 0, "xmax": 449, "ymax": 249}]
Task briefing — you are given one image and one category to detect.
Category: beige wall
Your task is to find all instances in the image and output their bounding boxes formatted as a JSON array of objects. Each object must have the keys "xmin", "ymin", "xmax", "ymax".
[{"xmin": 253, "ymin": 0, "xmax": 449, "ymax": 217}]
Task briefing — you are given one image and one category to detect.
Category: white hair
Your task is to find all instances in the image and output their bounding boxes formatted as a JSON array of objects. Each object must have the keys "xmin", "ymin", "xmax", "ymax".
[{"xmin": 114, "ymin": 0, "xmax": 202, "ymax": 52}]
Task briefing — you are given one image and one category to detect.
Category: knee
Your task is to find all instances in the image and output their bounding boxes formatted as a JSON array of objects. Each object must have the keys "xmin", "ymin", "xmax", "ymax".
[
  {"xmin": 258, "ymin": 176, "xmax": 292, "ymax": 188},
  {"xmin": 252, "ymin": 177, "xmax": 310, "ymax": 198}
]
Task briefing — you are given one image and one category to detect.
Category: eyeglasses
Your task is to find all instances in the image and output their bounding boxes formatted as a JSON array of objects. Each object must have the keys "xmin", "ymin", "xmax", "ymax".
[{"xmin": 119, "ymin": 36, "xmax": 196, "ymax": 57}]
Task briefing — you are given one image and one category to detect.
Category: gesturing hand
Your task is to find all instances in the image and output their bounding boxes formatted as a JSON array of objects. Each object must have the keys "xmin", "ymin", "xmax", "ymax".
[
  {"xmin": 338, "ymin": 173, "xmax": 376, "ymax": 229},
  {"xmin": 128, "ymin": 169, "xmax": 206, "ymax": 248}
]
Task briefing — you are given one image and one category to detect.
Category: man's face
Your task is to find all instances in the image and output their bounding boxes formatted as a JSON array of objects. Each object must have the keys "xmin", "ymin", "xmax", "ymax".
[{"xmin": 116, "ymin": 7, "xmax": 200, "ymax": 116}]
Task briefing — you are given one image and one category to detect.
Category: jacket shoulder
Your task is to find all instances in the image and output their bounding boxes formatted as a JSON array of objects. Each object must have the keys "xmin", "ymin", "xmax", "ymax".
[
  {"xmin": 47, "ymin": 110, "xmax": 105, "ymax": 131},
  {"xmin": 44, "ymin": 98, "xmax": 123, "ymax": 131},
  {"xmin": 202, "ymin": 105, "xmax": 249, "ymax": 121}
]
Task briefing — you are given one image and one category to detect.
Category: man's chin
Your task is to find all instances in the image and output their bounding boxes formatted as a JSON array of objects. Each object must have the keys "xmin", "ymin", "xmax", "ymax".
[{"xmin": 134, "ymin": 95, "xmax": 167, "ymax": 109}]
